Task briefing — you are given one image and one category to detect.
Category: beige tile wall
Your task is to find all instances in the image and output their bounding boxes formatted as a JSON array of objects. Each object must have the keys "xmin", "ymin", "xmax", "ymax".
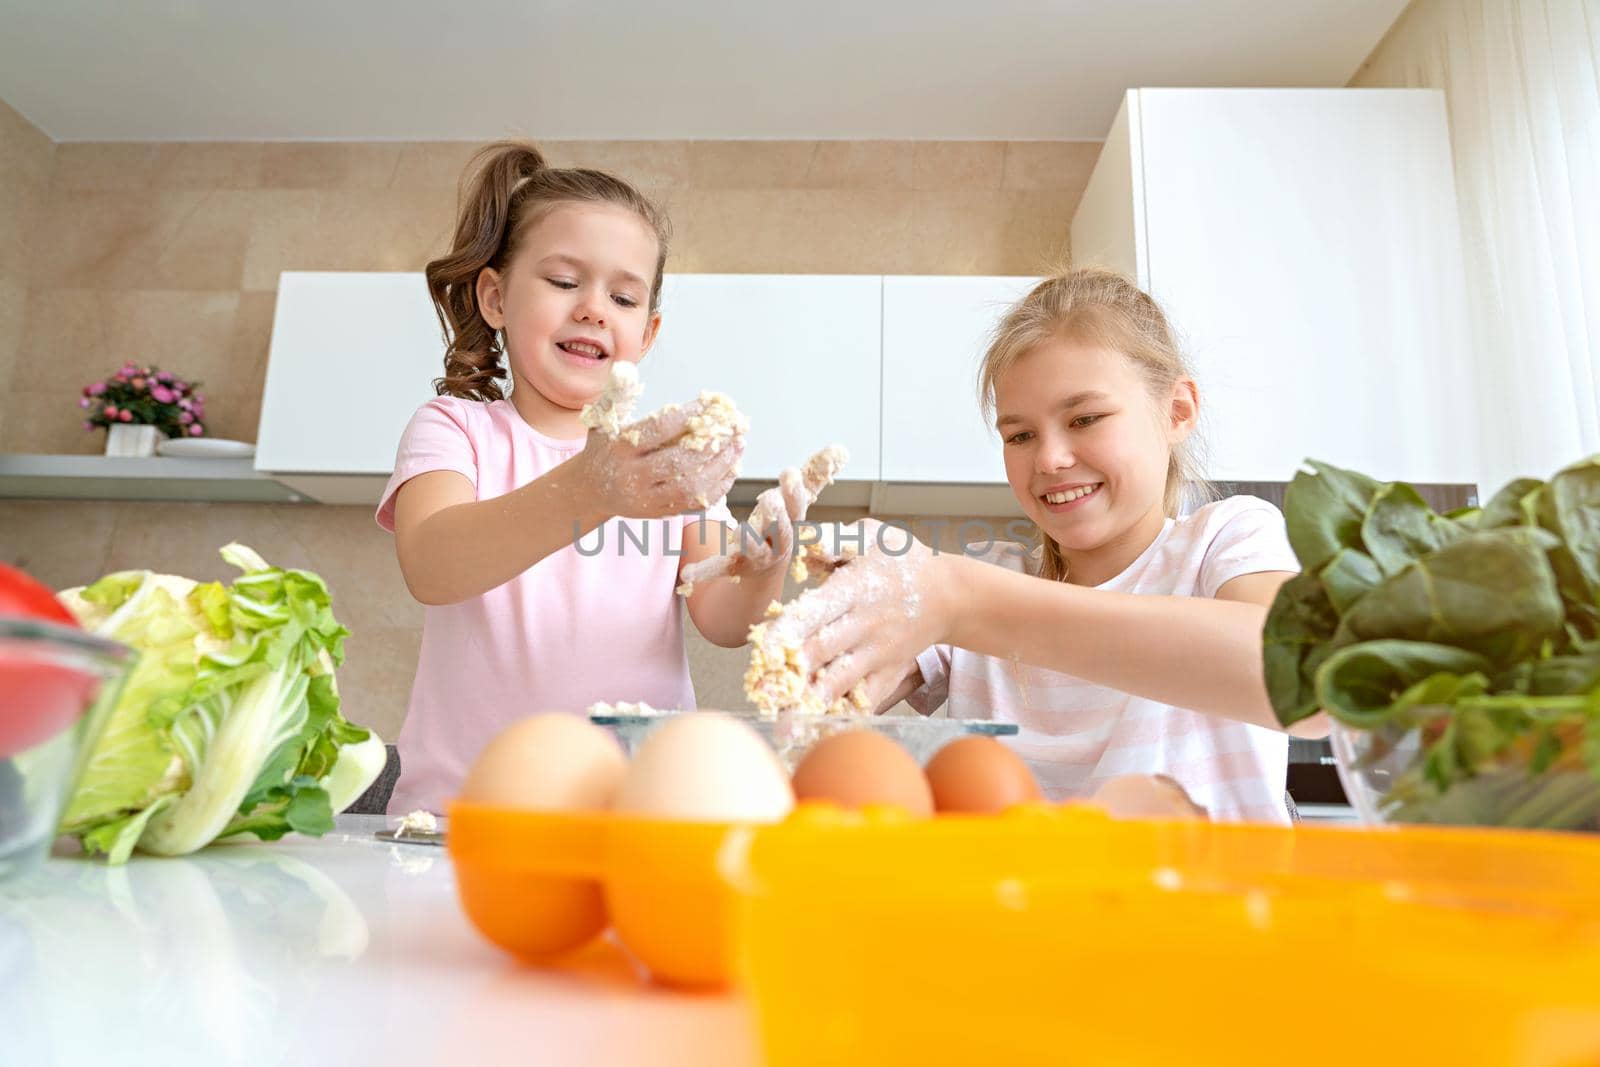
[
  {"xmin": 1, "ymin": 126, "xmax": 1094, "ymax": 740},
  {"xmin": 0, "ymin": 100, "xmax": 55, "ymax": 444},
  {"xmin": 4, "ymin": 137, "xmax": 1097, "ymax": 454}
]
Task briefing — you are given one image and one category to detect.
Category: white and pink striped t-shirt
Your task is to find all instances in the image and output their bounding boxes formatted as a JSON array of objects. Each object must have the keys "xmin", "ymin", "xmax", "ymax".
[
  {"xmin": 376, "ymin": 395, "xmax": 734, "ymax": 815},
  {"xmin": 907, "ymin": 495, "xmax": 1301, "ymax": 824}
]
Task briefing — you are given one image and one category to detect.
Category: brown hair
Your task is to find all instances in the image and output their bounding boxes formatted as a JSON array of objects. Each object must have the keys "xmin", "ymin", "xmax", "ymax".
[
  {"xmin": 425, "ymin": 140, "xmax": 671, "ymax": 401},
  {"xmin": 978, "ymin": 266, "xmax": 1213, "ymax": 582}
]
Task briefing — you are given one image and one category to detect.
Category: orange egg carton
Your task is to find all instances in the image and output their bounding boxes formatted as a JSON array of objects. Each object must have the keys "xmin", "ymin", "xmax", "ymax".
[
  {"xmin": 449, "ymin": 801, "xmax": 757, "ymax": 988},
  {"xmin": 450, "ymin": 802, "xmax": 1600, "ymax": 1066}
]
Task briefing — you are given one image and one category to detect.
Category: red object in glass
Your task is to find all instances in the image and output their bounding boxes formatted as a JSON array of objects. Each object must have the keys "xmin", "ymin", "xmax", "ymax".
[
  {"xmin": 0, "ymin": 563, "xmax": 78, "ymax": 628},
  {"xmin": 0, "ymin": 655, "xmax": 98, "ymax": 759},
  {"xmin": 0, "ymin": 563, "xmax": 95, "ymax": 758}
]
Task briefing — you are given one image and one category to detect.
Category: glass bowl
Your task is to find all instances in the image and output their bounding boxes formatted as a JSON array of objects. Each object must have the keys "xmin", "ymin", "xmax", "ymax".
[
  {"xmin": 589, "ymin": 709, "xmax": 1018, "ymax": 771},
  {"xmin": 1330, "ymin": 716, "xmax": 1600, "ymax": 832},
  {"xmin": 0, "ymin": 618, "xmax": 136, "ymax": 878}
]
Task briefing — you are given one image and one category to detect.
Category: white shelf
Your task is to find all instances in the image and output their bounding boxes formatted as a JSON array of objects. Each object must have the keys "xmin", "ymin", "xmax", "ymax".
[
  {"xmin": 0, "ymin": 454, "xmax": 311, "ymax": 503},
  {"xmin": 0, "ymin": 457, "xmax": 875, "ymax": 510},
  {"xmin": 0, "ymin": 456, "xmax": 1023, "ymax": 513}
]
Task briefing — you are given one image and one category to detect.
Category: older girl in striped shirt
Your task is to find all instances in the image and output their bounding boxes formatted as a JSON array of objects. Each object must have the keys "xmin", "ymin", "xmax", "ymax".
[{"xmin": 769, "ymin": 268, "xmax": 1329, "ymax": 823}]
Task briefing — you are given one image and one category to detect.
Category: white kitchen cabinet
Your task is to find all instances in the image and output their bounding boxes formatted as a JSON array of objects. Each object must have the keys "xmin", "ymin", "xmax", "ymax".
[
  {"xmin": 256, "ymin": 272, "xmax": 445, "ymax": 502},
  {"xmin": 880, "ymin": 276, "xmax": 1039, "ymax": 485},
  {"xmin": 638, "ymin": 274, "xmax": 882, "ymax": 483},
  {"xmin": 255, "ymin": 272, "xmax": 883, "ymax": 504},
  {"xmin": 252, "ymin": 272, "xmax": 1084, "ymax": 511},
  {"xmin": 1071, "ymin": 89, "xmax": 1479, "ymax": 487}
]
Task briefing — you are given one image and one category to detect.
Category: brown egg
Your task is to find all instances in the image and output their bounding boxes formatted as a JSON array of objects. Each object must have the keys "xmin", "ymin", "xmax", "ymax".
[
  {"xmin": 791, "ymin": 730, "xmax": 933, "ymax": 816},
  {"xmin": 1087, "ymin": 774, "xmax": 1208, "ymax": 821},
  {"xmin": 924, "ymin": 736, "xmax": 1041, "ymax": 814}
]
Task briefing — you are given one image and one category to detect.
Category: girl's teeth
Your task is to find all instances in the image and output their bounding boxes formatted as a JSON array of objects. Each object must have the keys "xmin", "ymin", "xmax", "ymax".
[
  {"xmin": 562, "ymin": 342, "xmax": 605, "ymax": 358},
  {"xmin": 1044, "ymin": 484, "xmax": 1099, "ymax": 505}
]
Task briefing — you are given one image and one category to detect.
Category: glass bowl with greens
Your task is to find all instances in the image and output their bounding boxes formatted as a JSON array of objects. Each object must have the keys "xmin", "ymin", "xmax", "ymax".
[
  {"xmin": 0, "ymin": 618, "xmax": 135, "ymax": 879},
  {"xmin": 1265, "ymin": 456, "xmax": 1600, "ymax": 831},
  {"xmin": 1329, "ymin": 714, "xmax": 1600, "ymax": 831}
]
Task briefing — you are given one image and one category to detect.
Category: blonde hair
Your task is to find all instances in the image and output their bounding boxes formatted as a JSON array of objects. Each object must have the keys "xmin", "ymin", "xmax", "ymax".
[
  {"xmin": 978, "ymin": 266, "xmax": 1213, "ymax": 582},
  {"xmin": 425, "ymin": 140, "xmax": 671, "ymax": 402}
]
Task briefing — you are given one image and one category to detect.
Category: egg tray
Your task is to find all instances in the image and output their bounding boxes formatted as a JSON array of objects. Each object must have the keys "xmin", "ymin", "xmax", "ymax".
[
  {"xmin": 449, "ymin": 802, "xmax": 1600, "ymax": 1066},
  {"xmin": 449, "ymin": 802, "xmax": 755, "ymax": 988}
]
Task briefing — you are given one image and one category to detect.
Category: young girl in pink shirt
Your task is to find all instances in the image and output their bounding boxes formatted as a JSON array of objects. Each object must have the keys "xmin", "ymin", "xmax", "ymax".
[
  {"xmin": 378, "ymin": 142, "xmax": 799, "ymax": 814},
  {"xmin": 769, "ymin": 268, "xmax": 1329, "ymax": 823}
]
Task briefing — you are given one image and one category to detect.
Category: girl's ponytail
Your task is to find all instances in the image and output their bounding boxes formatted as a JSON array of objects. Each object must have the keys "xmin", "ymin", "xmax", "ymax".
[{"xmin": 427, "ymin": 141, "xmax": 548, "ymax": 401}]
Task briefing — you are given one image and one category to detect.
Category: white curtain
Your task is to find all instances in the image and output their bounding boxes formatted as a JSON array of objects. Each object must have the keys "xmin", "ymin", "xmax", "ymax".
[{"xmin": 1353, "ymin": 0, "xmax": 1600, "ymax": 495}]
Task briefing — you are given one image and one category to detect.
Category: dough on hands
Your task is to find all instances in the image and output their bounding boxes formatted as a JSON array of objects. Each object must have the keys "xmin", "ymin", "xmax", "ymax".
[
  {"xmin": 794, "ymin": 445, "xmax": 849, "ymax": 513},
  {"xmin": 674, "ymin": 444, "xmax": 850, "ymax": 598},
  {"xmin": 744, "ymin": 601, "xmax": 869, "ymax": 717},
  {"xmin": 679, "ymin": 391, "xmax": 749, "ymax": 451},
  {"xmin": 580, "ymin": 362, "xmax": 749, "ymax": 454},
  {"xmin": 578, "ymin": 361, "xmax": 644, "ymax": 440}
]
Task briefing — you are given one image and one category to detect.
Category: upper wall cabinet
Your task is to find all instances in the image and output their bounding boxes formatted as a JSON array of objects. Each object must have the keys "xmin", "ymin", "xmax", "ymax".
[
  {"xmin": 254, "ymin": 272, "xmax": 886, "ymax": 503},
  {"xmin": 881, "ymin": 276, "xmax": 1039, "ymax": 484},
  {"xmin": 637, "ymin": 275, "xmax": 883, "ymax": 482},
  {"xmin": 257, "ymin": 272, "xmax": 442, "ymax": 478},
  {"xmin": 1071, "ymin": 88, "xmax": 1479, "ymax": 487}
]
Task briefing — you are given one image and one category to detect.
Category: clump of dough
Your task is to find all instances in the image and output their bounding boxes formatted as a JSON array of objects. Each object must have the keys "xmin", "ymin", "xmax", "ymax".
[
  {"xmin": 792, "ymin": 445, "xmax": 848, "ymax": 504},
  {"xmin": 789, "ymin": 540, "xmax": 859, "ymax": 584},
  {"xmin": 395, "ymin": 810, "xmax": 437, "ymax": 835},
  {"xmin": 579, "ymin": 363, "xmax": 747, "ymax": 454},
  {"xmin": 578, "ymin": 361, "xmax": 644, "ymax": 440},
  {"xmin": 744, "ymin": 601, "xmax": 869, "ymax": 717},
  {"xmin": 680, "ymin": 391, "xmax": 749, "ymax": 451}
]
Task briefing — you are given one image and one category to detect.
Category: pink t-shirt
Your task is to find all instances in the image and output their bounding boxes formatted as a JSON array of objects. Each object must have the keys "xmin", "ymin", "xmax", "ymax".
[
  {"xmin": 376, "ymin": 396, "xmax": 734, "ymax": 814},
  {"xmin": 908, "ymin": 495, "xmax": 1301, "ymax": 824}
]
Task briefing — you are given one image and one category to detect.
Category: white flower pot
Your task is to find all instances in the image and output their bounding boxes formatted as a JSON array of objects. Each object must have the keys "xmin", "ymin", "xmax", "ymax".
[{"xmin": 105, "ymin": 424, "xmax": 160, "ymax": 457}]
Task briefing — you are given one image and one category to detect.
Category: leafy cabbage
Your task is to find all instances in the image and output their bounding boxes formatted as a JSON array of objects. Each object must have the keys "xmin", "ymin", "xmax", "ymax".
[{"xmin": 57, "ymin": 544, "xmax": 385, "ymax": 863}]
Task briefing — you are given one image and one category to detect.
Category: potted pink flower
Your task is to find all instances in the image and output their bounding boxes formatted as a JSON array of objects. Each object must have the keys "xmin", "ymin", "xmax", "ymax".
[{"xmin": 80, "ymin": 363, "xmax": 207, "ymax": 456}]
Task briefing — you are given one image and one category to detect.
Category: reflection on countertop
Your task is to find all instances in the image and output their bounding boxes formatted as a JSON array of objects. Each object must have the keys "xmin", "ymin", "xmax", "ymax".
[{"xmin": 0, "ymin": 815, "xmax": 757, "ymax": 1067}]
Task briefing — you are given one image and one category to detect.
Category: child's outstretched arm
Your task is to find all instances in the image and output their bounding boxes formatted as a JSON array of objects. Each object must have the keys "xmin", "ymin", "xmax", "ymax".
[
  {"xmin": 678, "ymin": 516, "xmax": 791, "ymax": 647},
  {"xmin": 678, "ymin": 474, "xmax": 812, "ymax": 647},
  {"xmin": 392, "ymin": 401, "xmax": 741, "ymax": 606},
  {"xmin": 975, "ymin": 565, "xmax": 1329, "ymax": 735},
  {"xmin": 762, "ymin": 537, "xmax": 1328, "ymax": 737},
  {"xmin": 679, "ymin": 446, "xmax": 850, "ymax": 648}
]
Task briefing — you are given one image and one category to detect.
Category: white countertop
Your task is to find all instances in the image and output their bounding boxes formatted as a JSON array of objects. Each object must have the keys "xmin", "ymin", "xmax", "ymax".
[{"xmin": 0, "ymin": 816, "xmax": 760, "ymax": 1067}]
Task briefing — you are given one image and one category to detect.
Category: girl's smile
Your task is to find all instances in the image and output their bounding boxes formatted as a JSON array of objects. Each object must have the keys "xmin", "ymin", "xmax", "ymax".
[
  {"xmin": 1039, "ymin": 481, "xmax": 1104, "ymax": 510},
  {"xmin": 554, "ymin": 335, "xmax": 611, "ymax": 367}
]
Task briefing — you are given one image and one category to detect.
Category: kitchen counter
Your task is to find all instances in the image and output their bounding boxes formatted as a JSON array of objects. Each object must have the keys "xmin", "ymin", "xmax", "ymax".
[{"xmin": 0, "ymin": 815, "xmax": 760, "ymax": 1067}]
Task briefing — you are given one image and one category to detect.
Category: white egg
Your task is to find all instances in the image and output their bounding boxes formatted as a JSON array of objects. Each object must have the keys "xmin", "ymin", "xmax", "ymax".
[
  {"xmin": 615, "ymin": 713, "xmax": 794, "ymax": 822},
  {"xmin": 459, "ymin": 713, "xmax": 628, "ymax": 810}
]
